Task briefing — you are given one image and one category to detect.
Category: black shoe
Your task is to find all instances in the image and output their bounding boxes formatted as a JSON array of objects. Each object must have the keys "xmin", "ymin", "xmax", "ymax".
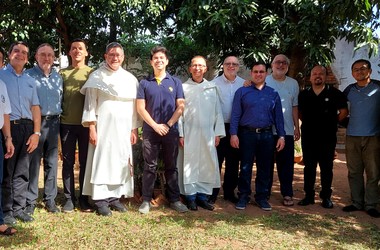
[
  {"xmin": 79, "ymin": 198, "xmax": 94, "ymax": 213},
  {"xmin": 187, "ymin": 200, "xmax": 198, "ymax": 211},
  {"xmin": 62, "ymin": 199, "xmax": 74, "ymax": 213},
  {"xmin": 24, "ymin": 204, "xmax": 36, "ymax": 215},
  {"xmin": 14, "ymin": 211, "xmax": 34, "ymax": 222},
  {"xmin": 321, "ymin": 199, "xmax": 334, "ymax": 209},
  {"xmin": 3, "ymin": 215, "xmax": 17, "ymax": 226},
  {"xmin": 109, "ymin": 201, "xmax": 127, "ymax": 213},
  {"xmin": 298, "ymin": 197, "xmax": 315, "ymax": 206},
  {"xmin": 224, "ymin": 195, "xmax": 239, "ymax": 204},
  {"xmin": 342, "ymin": 205, "xmax": 362, "ymax": 212},
  {"xmin": 367, "ymin": 208, "xmax": 380, "ymax": 218},
  {"xmin": 46, "ymin": 202, "xmax": 61, "ymax": 213},
  {"xmin": 208, "ymin": 196, "xmax": 217, "ymax": 205},
  {"xmin": 197, "ymin": 200, "xmax": 214, "ymax": 211},
  {"xmin": 96, "ymin": 206, "xmax": 112, "ymax": 216}
]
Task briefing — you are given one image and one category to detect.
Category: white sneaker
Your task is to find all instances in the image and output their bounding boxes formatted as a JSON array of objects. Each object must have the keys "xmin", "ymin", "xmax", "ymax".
[
  {"xmin": 170, "ymin": 201, "xmax": 189, "ymax": 213},
  {"xmin": 138, "ymin": 201, "xmax": 150, "ymax": 214}
]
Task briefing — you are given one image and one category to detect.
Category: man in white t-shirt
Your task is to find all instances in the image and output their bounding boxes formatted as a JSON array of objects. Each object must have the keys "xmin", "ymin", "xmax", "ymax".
[{"xmin": 266, "ymin": 54, "xmax": 300, "ymax": 206}]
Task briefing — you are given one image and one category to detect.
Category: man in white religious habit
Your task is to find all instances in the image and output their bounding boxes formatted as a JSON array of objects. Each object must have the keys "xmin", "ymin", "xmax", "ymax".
[
  {"xmin": 80, "ymin": 42, "xmax": 141, "ymax": 216},
  {"xmin": 177, "ymin": 55, "xmax": 225, "ymax": 211}
]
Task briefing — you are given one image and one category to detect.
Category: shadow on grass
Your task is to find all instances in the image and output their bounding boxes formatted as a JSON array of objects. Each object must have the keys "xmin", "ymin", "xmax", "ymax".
[{"xmin": 135, "ymin": 207, "xmax": 380, "ymax": 249}]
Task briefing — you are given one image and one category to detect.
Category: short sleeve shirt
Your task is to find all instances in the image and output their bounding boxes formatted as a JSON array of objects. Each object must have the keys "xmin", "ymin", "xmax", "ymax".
[
  {"xmin": 299, "ymin": 85, "xmax": 347, "ymax": 138},
  {"xmin": 137, "ymin": 72, "xmax": 184, "ymax": 133},
  {"xmin": 343, "ymin": 80, "xmax": 380, "ymax": 136},
  {"xmin": 0, "ymin": 64, "xmax": 40, "ymax": 120}
]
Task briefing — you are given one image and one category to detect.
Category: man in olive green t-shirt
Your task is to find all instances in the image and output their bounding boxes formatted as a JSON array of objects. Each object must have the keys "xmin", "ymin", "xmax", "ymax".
[{"xmin": 60, "ymin": 39, "xmax": 94, "ymax": 213}]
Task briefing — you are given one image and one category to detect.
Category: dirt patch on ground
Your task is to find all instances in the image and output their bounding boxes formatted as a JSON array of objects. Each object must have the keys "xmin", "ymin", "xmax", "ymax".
[{"xmin": 54, "ymin": 148, "xmax": 379, "ymax": 228}]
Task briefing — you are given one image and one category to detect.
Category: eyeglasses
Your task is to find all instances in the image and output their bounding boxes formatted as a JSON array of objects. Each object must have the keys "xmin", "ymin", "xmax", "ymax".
[
  {"xmin": 273, "ymin": 61, "xmax": 288, "ymax": 66},
  {"xmin": 191, "ymin": 64, "xmax": 206, "ymax": 68},
  {"xmin": 107, "ymin": 53, "xmax": 123, "ymax": 58},
  {"xmin": 224, "ymin": 62, "xmax": 239, "ymax": 67},
  {"xmin": 352, "ymin": 66, "xmax": 369, "ymax": 73},
  {"xmin": 252, "ymin": 70, "xmax": 266, "ymax": 74}
]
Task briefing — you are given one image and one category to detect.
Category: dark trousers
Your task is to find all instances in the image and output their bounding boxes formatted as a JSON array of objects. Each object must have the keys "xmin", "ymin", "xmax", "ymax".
[
  {"xmin": 2, "ymin": 123, "xmax": 34, "ymax": 216},
  {"xmin": 141, "ymin": 130, "xmax": 180, "ymax": 203},
  {"xmin": 0, "ymin": 136, "xmax": 4, "ymax": 224},
  {"xmin": 60, "ymin": 124, "xmax": 89, "ymax": 202},
  {"xmin": 27, "ymin": 116, "xmax": 59, "ymax": 206},
  {"xmin": 268, "ymin": 135, "xmax": 294, "ymax": 197},
  {"xmin": 238, "ymin": 129, "xmax": 274, "ymax": 202},
  {"xmin": 94, "ymin": 197, "xmax": 118, "ymax": 208},
  {"xmin": 212, "ymin": 123, "xmax": 240, "ymax": 198},
  {"xmin": 301, "ymin": 134, "xmax": 336, "ymax": 199}
]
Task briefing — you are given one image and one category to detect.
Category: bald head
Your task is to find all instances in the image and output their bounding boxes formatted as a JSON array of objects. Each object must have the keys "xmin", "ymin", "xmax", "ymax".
[{"xmin": 310, "ymin": 65, "xmax": 327, "ymax": 87}]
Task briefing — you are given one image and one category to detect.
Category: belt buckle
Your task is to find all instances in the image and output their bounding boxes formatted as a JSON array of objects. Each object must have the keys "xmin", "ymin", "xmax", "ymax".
[
  {"xmin": 255, "ymin": 128, "xmax": 261, "ymax": 133},
  {"xmin": 45, "ymin": 116, "xmax": 51, "ymax": 120},
  {"xmin": 13, "ymin": 120, "xmax": 20, "ymax": 124}
]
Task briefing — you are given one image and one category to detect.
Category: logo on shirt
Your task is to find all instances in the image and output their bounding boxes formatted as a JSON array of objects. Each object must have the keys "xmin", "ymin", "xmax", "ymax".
[
  {"xmin": 1, "ymin": 95, "xmax": 5, "ymax": 104},
  {"xmin": 168, "ymin": 87, "xmax": 173, "ymax": 92}
]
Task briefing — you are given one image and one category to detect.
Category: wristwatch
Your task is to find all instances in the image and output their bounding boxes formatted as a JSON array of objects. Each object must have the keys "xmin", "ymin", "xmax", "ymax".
[{"xmin": 34, "ymin": 132, "xmax": 41, "ymax": 136}]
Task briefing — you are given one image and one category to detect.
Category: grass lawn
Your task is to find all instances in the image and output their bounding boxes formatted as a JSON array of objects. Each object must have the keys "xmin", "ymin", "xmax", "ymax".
[
  {"xmin": 1, "ymin": 150, "xmax": 380, "ymax": 249},
  {"xmin": 1, "ymin": 198, "xmax": 379, "ymax": 250}
]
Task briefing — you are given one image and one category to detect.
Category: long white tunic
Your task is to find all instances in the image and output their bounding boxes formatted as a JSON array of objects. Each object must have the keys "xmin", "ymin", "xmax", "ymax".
[
  {"xmin": 177, "ymin": 78, "xmax": 225, "ymax": 196},
  {"xmin": 80, "ymin": 63, "xmax": 140, "ymax": 200}
]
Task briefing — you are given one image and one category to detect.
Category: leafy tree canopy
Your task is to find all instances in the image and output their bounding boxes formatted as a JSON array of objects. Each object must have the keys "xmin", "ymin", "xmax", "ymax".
[{"xmin": 0, "ymin": 0, "xmax": 379, "ymax": 77}]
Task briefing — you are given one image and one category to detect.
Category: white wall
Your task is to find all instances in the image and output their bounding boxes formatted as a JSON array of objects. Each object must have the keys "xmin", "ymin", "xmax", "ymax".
[{"xmin": 331, "ymin": 39, "xmax": 380, "ymax": 91}]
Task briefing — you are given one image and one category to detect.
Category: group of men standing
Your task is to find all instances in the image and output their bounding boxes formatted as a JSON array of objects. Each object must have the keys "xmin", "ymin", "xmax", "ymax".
[{"xmin": 0, "ymin": 39, "xmax": 379, "ymax": 237}]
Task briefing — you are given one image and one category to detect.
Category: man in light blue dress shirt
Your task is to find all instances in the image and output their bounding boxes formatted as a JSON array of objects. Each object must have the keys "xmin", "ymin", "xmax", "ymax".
[
  {"xmin": 25, "ymin": 43, "xmax": 63, "ymax": 215},
  {"xmin": 0, "ymin": 41, "xmax": 41, "ymax": 225}
]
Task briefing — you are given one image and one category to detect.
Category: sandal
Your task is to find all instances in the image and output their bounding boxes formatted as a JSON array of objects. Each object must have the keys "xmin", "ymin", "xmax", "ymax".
[
  {"xmin": 0, "ymin": 224, "xmax": 17, "ymax": 236},
  {"xmin": 283, "ymin": 196, "xmax": 294, "ymax": 206}
]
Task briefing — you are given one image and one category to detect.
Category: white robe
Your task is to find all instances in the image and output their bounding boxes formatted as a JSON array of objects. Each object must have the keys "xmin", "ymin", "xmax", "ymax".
[
  {"xmin": 177, "ymin": 78, "xmax": 225, "ymax": 196},
  {"xmin": 80, "ymin": 63, "xmax": 141, "ymax": 200}
]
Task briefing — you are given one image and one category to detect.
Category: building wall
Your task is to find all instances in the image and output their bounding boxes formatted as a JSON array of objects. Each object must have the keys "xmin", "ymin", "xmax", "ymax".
[{"xmin": 331, "ymin": 39, "xmax": 380, "ymax": 91}]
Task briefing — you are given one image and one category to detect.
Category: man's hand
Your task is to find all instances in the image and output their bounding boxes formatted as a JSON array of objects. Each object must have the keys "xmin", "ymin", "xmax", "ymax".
[
  {"xmin": 276, "ymin": 137, "xmax": 285, "ymax": 152},
  {"xmin": 294, "ymin": 128, "xmax": 300, "ymax": 141},
  {"xmin": 215, "ymin": 136, "xmax": 220, "ymax": 147},
  {"xmin": 130, "ymin": 129, "xmax": 138, "ymax": 145},
  {"xmin": 154, "ymin": 123, "xmax": 169, "ymax": 136},
  {"xmin": 243, "ymin": 79, "xmax": 252, "ymax": 87},
  {"xmin": 89, "ymin": 125, "xmax": 97, "ymax": 146},
  {"xmin": 179, "ymin": 137, "xmax": 184, "ymax": 147},
  {"xmin": 4, "ymin": 138, "xmax": 14, "ymax": 159},
  {"xmin": 26, "ymin": 134, "xmax": 39, "ymax": 153},
  {"xmin": 230, "ymin": 135, "xmax": 239, "ymax": 148}
]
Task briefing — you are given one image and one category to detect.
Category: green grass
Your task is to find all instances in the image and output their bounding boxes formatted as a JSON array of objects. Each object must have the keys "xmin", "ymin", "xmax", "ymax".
[{"xmin": 1, "ymin": 202, "xmax": 379, "ymax": 250}]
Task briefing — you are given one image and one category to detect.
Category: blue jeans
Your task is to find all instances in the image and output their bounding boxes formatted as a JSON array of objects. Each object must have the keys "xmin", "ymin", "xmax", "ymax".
[
  {"xmin": 186, "ymin": 193, "xmax": 208, "ymax": 202},
  {"xmin": 238, "ymin": 129, "xmax": 275, "ymax": 202},
  {"xmin": 27, "ymin": 116, "xmax": 60, "ymax": 206},
  {"xmin": 268, "ymin": 135, "xmax": 294, "ymax": 197},
  {"xmin": 0, "ymin": 136, "xmax": 4, "ymax": 224}
]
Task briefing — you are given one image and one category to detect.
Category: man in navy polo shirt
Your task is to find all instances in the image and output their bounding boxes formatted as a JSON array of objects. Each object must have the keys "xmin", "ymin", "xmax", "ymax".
[
  {"xmin": 136, "ymin": 46, "xmax": 188, "ymax": 214},
  {"xmin": 230, "ymin": 61, "xmax": 285, "ymax": 211}
]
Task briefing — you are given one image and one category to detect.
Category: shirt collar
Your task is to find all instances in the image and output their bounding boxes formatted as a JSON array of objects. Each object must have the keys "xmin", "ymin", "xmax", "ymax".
[
  {"xmin": 222, "ymin": 73, "xmax": 237, "ymax": 84},
  {"xmin": 5, "ymin": 63, "xmax": 26, "ymax": 76}
]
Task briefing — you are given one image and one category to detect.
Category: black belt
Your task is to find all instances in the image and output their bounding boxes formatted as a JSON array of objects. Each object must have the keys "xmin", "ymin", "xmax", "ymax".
[
  {"xmin": 42, "ymin": 115, "xmax": 60, "ymax": 120},
  {"xmin": 240, "ymin": 126, "xmax": 272, "ymax": 133},
  {"xmin": 11, "ymin": 119, "xmax": 33, "ymax": 125}
]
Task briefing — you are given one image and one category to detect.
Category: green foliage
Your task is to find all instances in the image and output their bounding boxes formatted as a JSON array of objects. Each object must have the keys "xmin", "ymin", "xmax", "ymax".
[{"xmin": 0, "ymin": 0, "xmax": 379, "ymax": 76}]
